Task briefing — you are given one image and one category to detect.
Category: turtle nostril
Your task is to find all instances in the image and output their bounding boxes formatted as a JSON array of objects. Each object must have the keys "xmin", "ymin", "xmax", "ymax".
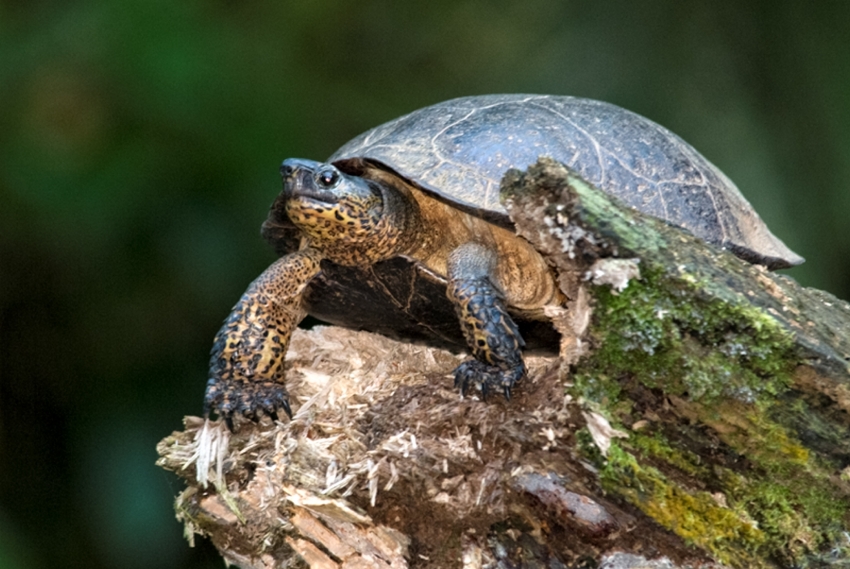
[{"xmin": 280, "ymin": 162, "xmax": 295, "ymax": 178}]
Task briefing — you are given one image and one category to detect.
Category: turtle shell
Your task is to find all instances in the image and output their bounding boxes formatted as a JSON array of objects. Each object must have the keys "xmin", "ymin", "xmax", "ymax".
[
  {"xmin": 263, "ymin": 95, "xmax": 803, "ymax": 351},
  {"xmin": 329, "ymin": 94, "xmax": 803, "ymax": 270}
]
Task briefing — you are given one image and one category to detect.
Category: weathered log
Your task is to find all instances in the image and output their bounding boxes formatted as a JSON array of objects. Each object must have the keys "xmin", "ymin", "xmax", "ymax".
[{"xmin": 157, "ymin": 158, "xmax": 850, "ymax": 568}]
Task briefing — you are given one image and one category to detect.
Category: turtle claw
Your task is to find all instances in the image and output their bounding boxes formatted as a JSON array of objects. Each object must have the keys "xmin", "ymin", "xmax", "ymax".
[
  {"xmin": 280, "ymin": 398, "xmax": 293, "ymax": 419},
  {"xmin": 453, "ymin": 359, "xmax": 525, "ymax": 401},
  {"xmin": 204, "ymin": 377, "xmax": 292, "ymax": 429}
]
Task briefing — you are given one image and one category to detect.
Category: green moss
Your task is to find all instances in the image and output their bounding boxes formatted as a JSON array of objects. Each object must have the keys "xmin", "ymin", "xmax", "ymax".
[
  {"xmin": 574, "ymin": 265, "xmax": 794, "ymax": 405},
  {"xmin": 601, "ymin": 444, "xmax": 766, "ymax": 567},
  {"xmin": 719, "ymin": 464, "xmax": 849, "ymax": 565},
  {"xmin": 708, "ymin": 404, "xmax": 810, "ymax": 469},
  {"xmin": 606, "ymin": 431, "xmax": 846, "ymax": 566},
  {"xmin": 627, "ymin": 431, "xmax": 707, "ymax": 478},
  {"xmin": 573, "ymin": 263, "xmax": 850, "ymax": 566},
  {"xmin": 575, "ymin": 426, "xmax": 605, "ymax": 466}
]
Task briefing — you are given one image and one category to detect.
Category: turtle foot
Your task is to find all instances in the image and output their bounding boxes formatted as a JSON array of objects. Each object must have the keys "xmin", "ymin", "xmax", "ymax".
[
  {"xmin": 204, "ymin": 378, "xmax": 292, "ymax": 429},
  {"xmin": 453, "ymin": 359, "xmax": 526, "ymax": 401}
]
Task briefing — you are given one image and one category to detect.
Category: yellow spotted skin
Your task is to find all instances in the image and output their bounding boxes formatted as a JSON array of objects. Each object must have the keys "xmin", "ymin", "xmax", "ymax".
[
  {"xmin": 204, "ymin": 160, "xmax": 421, "ymax": 424},
  {"xmin": 204, "ymin": 249, "xmax": 322, "ymax": 422},
  {"xmin": 283, "ymin": 169, "xmax": 418, "ymax": 266},
  {"xmin": 287, "ymin": 206, "xmax": 399, "ymax": 265},
  {"xmin": 447, "ymin": 242, "xmax": 526, "ymax": 399},
  {"xmin": 204, "ymin": 158, "xmax": 556, "ymax": 424}
]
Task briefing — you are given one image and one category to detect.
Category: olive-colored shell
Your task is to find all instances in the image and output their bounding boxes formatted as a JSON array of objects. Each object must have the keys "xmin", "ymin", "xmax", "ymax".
[{"xmin": 330, "ymin": 94, "xmax": 802, "ymax": 269}]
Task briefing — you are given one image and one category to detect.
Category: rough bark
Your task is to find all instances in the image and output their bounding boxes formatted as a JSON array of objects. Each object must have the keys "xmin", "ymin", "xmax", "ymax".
[{"xmin": 157, "ymin": 158, "xmax": 850, "ymax": 569}]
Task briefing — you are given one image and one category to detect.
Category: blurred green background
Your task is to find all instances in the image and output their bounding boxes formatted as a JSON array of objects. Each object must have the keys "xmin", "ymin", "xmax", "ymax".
[{"xmin": 1, "ymin": 1, "xmax": 849, "ymax": 567}]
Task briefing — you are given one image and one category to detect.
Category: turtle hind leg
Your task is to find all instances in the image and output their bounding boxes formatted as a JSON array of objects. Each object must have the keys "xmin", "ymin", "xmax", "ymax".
[{"xmin": 447, "ymin": 243, "xmax": 526, "ymax": 400}]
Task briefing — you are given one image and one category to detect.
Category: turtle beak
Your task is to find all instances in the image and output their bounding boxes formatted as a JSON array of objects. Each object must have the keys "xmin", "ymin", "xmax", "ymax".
[
  {"xmin": 280, "ymin": 158, "xmax": 314, "ymax": 191},
  {"xmin": 280, "ymin": 158, "xmax": 312, "ymax": 180}
]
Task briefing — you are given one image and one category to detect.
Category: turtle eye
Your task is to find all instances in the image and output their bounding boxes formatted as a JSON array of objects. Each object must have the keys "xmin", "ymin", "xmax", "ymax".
[{"xmin": 317, "ymin": 168, "xmax": 340, "ymax": 188}]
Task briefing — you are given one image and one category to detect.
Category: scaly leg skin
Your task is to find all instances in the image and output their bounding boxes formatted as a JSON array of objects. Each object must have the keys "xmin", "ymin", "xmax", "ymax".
[
  {"xmin": 447, "ymin": 243, "xmax": 526, "ymax": 400},
  {"xmin": 204, "ymin": 248, "xmax": 322, "ymax": 426}
]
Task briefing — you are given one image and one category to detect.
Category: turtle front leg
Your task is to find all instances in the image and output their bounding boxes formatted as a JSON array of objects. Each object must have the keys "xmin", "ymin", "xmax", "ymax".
[
  {"xmin": 205, "ymin": 248, "xmax": 322, "ymax": 424},
  {"xmin": 447, "ymin": 242, "xmax": 526, "ymax": 400}
]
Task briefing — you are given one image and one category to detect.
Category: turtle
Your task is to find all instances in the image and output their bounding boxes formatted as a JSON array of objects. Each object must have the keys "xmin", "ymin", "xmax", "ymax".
[{"xmin": 203, "ymin": 94, "xmax": 803, "ymax": 423}]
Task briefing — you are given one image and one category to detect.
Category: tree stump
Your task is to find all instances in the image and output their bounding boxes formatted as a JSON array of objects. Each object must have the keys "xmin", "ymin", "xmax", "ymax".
[{"xmin": 157, "ymin": 158, "xmax": 850, "ymax": 568}]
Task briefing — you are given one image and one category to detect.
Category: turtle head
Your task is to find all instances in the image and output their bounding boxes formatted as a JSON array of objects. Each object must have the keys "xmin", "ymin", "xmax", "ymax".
[{"xmin": 279, "ymin": 158, "xmax": 419, "ymax": 265}]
